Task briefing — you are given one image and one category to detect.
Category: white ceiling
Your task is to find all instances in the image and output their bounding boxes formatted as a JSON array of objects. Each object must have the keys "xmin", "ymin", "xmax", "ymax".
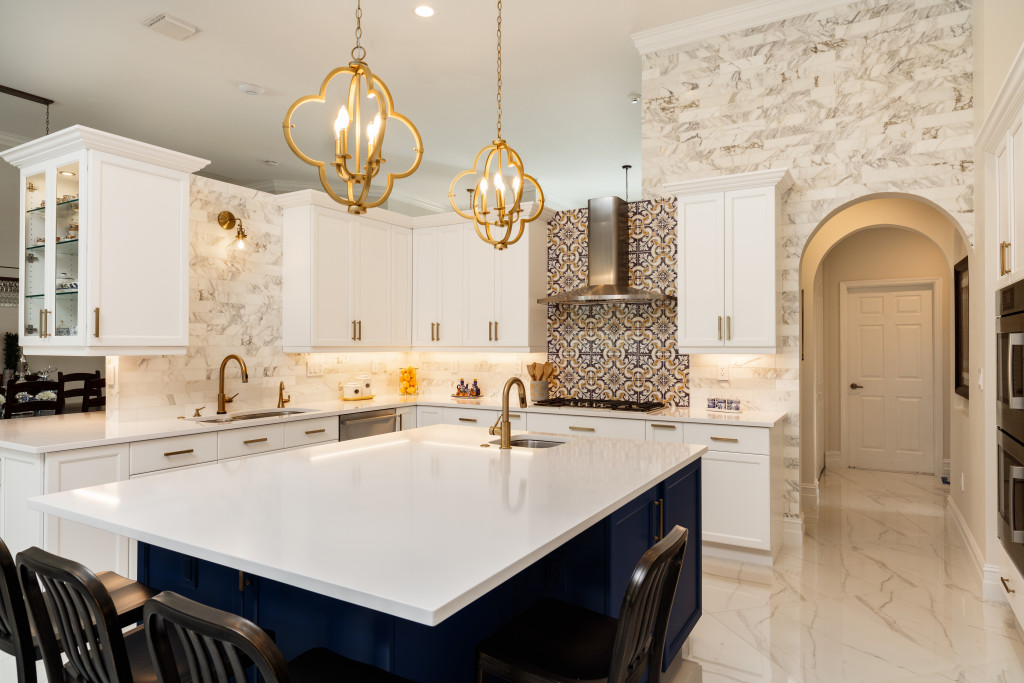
[{"xmin": 0, "ymin": 0, "xmax": 647, "ymax": 214}]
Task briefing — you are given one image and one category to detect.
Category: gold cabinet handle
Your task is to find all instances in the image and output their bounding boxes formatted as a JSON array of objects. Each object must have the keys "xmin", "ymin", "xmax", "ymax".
[
  {"xmin": 494, "ymin": 320, "xmax": 499, "ymax": 341},
  {"xmin": 163, "ymin": 449, "xmax": 194, "ymax": 457},
  {"xmin": 43, "ymin": 309, "xmax": 48, "ymax": 338},
  {"xmin": 458, "ymin": 417, "xmax": 477, "ymax": 423},
  {"xmin": 243, "ymin": 437, "xmax": 268, "ymax": 445},
  {"xmin": 358, "ymin": 320, "xmax": 362, "ymax": 341},
  {"xmin": 509, "ymin": 414, "xmax": 521, "ymax": 420},
  {"xmin": 726, "ymin": 315, "xmax": 732, "ymax": 340},
  {"xmin": 39, "ymin": 309, "xmax": 44, "ymax": 338},
  {"xmin": 717, "ymin": 316, "xmax": 722, "ymax": 341},
  {"xmin": 489, "ymin": 321, "xmax": 493, "ymax": 341},
  {"xmin": 710, "ymin": 436, "xmax": 739, "ymax": 443},
  {"xmin": 1002, "ymin": 241, "xmax": 1012, "ymax": 276},
  {"xmin": 352, "ymin": 320, "xmax": 357, "ymax": 341},
  {"xmin": 659, "ymin": 497, "xmax": 665, "ymax": 540},
  {"xmin": 650, "ymin": 423, "xmax": 676, "ymax": 430},
  {"xmin": 437, "ymin": 322, "xmax": 440, "ymax": 340},
  {"xmin": 305, "ymin": 428, "xmax": 326, "ymax": 435},
  {"xmin": 653, "ymin": 499, "xmax": 662, "ymax": 541},
  {"xmin": 1002, "ymin": 576, "xmax": 1016, "ymax": 594},
  {"xmin": 94, "ymin": 308, "xmax": 100, "ymax": 338},
  {"xmin": 569, "ymin": 426, "xmax": 595, "ymax": 432}
]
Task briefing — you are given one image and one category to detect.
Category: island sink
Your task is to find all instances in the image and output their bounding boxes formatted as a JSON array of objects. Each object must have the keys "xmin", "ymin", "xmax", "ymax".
[{"xmin": 489, "ymin": 436, "xmax": 567, "ymax": 449}]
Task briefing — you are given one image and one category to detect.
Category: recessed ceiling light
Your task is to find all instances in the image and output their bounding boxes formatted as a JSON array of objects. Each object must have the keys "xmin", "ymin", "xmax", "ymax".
[
  {"xmin": 264, "ymin": 160, "xmax": 279, "ymax": 167},
  {"xmin": 59, "ymin": 170, "xmax": 76, "ymax": 176},
  {"xmin": 238, "ymin": 83, "xmax": 265, "ymax": 96},
  {"xmin": 142, "ymin": 13, "xmax": 199, "ymax": 41},
  {"xmin": 415, "ymin": 6, "xmax": 435, "ymax": 17},
  {"xmin": 628, "ymin": 93, "xmax": 641, "ymax": 104}
]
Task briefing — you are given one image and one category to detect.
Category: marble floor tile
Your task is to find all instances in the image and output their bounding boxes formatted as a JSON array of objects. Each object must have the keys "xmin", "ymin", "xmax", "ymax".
[{"xmin": 667, "ymin": 467, "xmax": 1024, "ymax": 683}]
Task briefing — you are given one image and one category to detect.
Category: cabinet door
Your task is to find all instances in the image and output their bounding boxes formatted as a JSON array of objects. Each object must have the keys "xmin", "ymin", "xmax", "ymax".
[
  {"xmin": 495, "ymin": 235, "xmax": 530, "ymax": 347},
  {"xmin": 412, "ymin": 228, "xmax": 439, "ymax": 346},
  {"xmin": 463, "ymin": 226, "xmax": 498, "ymax": 346},
  {"xmin": 352, "ymin": 219, "xmax": 391, "ymax": 346},
  {"xmin": 660, "ymin": 460, "xmax": 702, "ymax": 670},
  {"xmin": 725, "ymin": 186, "xmax": 775, "ymax": 349},
  {"xmin": 677, "ymin": 193, "xmax": 725, "ymax": 348},
  {"xmin": 312, "ymin": 209, "xmax": 355, "ymax": 346},
  {"xmin": 701, "ymin": 450, "xmax": 768, "ymax": 548},
  {"xmin": 417, "ymin": 406, "xmax": 443, "ymax": 427},
  {"xmin": 998, "ymin": 139, "xmax": 1013, "ymax": 279},
  {"xmin": 50, "ymin": 153, "xmax": 86, "ymax": 348},
  {"xmin": 1013, "ymin": 119, "xmax": 1024, "ymax": 281},
  {"xmin": 20, "ymin": 163, "xmax": 49, "ymax": 347},
  {"xmin": 391, "ymin": 227, "xmax": 413, "ymax": 346},
  {"xmin": 43, "ymin": 444, "xmax": 130, "ymax": 575},
  {"xmin": 645, "ymin": 421, "xmax": 684, "ymax": 442},
  {"xmin": 606, "ymin": 486, "xmax": 658, "ymax": 618},
  {"xmin": 0, "ymin": 451, "xmax": 43, "ymax": 557},
  {"xmin": 437, "ymin": 224, "xmax": 464, "ymax": 345},
  {"xmin": 87, "ymin": 151, "xmax": 189, "ymax": 349},
  {"xmin": 396, "ymin": 407, "xmax": 417, "ymax": 430}
]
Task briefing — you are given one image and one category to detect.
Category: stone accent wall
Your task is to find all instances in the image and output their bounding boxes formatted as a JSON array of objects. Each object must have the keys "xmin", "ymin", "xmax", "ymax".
[{"xmin": 640, "ymin": 0, "xmax": 974, "ymax": 519}]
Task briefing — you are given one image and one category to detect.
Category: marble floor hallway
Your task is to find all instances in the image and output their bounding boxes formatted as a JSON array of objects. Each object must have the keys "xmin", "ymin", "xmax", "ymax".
[{"xmin": 665, "ymin": 467, "xmax": 1024, "ymax": 682}]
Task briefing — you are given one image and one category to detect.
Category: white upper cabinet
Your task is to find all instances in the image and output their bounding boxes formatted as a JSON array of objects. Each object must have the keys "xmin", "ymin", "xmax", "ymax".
[
  {"xmin": 279, "ymin": 191, "xmax": 412, "ymax": 351},
  {"xmin": 412, "ymin": 223, "xmax": 465, "ymax": 347},
  {"xmin": 1, "ymin": 126, "xmax": 208, "ymax": 356},
  {"xmin": 666, "ymin": 169, "xmax": 792, "ymax": 354}
]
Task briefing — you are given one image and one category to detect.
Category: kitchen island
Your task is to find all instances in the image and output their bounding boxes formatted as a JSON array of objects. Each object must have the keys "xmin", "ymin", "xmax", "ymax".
[{"xmin": 29, "ymin": 425, "xmax": 704, "ymax": 682}]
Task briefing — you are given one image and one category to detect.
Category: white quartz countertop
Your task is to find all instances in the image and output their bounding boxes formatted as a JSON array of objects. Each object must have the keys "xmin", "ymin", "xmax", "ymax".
[
  {"xmin": 0, "ymin": 395, "xmax": 785, "ymax": 454},
  {"xmin": 29, "ymin": 425, "xmax": 705, "ymax": 626}
]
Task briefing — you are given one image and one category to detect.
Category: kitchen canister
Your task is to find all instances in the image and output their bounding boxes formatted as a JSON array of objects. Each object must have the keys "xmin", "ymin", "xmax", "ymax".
[
  {"xmin": 356, "ymin": 374, "xmax": 373, "ymax": 396},
  {"xmin": 530, "ymin": 380, "xmax": 549, "ymax": 402}
]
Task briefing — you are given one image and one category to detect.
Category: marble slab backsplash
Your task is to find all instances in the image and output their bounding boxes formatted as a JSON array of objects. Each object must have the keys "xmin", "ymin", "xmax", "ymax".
[
  {"xmin": 546, "ymin": 197, "xmax": 689, "ymax": 406},
  {"xmin": 107, "ymin": 176, "xmax": 542, "ymax": 421}
]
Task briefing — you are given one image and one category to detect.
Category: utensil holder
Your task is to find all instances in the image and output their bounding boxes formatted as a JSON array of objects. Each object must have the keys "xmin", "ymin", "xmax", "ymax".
[{"xmin": 530, "ymin": 381, "xmax": 549, "ymax": 402}]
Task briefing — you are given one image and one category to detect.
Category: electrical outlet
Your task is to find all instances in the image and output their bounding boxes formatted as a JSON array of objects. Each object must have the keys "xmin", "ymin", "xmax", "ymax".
[
  {"xmin": 717, "ymin": 365, "xmax": 729, "ymax": 381},
  {"xmin": 961, "ymin": 472, "xmax": 965, "ymax": 492},
  {"xmin": 371, "ymin": 360, "xmax": 381, "ymax": 373},
  {"xmin": 306, "ymin": 362, "xmax": 323, "ymax": 377}
]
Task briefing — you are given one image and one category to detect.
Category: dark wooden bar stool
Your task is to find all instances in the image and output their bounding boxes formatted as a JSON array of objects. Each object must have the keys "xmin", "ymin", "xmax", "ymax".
[
  {"xmin": 2, "ymin": 379, "xmax": 58, "ymax": 419},
  {"xmin": 56, "ymin": 370, "xmax": 101, "ymax": 413},
  {"xmin": 476, "ymin": 525, "xmax": 689, "ymax": 683},
  {"xmin": 145, "ymin": 590, "xmax": 416, "ymax": 683},
  {"xmin": 81, "ymin": 376, "xmax": 106, "ymax": 412},
  {"xmin": 15, "ymin": 546, "xmax": 169, "ymax": 683}
]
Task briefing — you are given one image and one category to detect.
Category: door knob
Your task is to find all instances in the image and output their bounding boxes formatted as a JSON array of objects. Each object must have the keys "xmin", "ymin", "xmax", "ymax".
[{"xmin": 850, "ymin": 383, "xmax": 864, "ymax": 390}]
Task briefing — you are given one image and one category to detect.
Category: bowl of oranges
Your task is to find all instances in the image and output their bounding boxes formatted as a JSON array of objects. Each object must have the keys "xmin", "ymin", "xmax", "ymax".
[{"xmin": 399, "ymin": 366, "xmax": 418, "ymax": 395}]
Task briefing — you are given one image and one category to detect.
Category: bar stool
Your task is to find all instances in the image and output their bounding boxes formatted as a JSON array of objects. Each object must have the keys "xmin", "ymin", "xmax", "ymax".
[
  {"xmin": 476, "ymin": 525, "xmax": 689, "ymax": 683},
  {"xmin": 82, "ymin": 376, "xmax": 106, "ymax": 412},
  {"xmin": 145, "ymin": 591, "xmax": 416, "ymax": 683},
  {"xmin": 16, "ymin": 546, "xmax": 174, "ymax": 683},
  {"xmin": 0, "ymin": 538, "xmax": 156, "ymax": 683}
]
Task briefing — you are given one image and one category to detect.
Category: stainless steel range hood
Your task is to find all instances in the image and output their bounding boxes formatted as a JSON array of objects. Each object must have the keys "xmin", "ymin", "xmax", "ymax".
[{"xmin": 538, "ymin": 196, "xmax": 676, "ymax": 305}]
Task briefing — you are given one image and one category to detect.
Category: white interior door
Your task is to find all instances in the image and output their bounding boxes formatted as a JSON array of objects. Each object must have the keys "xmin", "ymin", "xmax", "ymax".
[{"xmin": 844, "ymin": 283, "xmax": 935, "ymax": 474}]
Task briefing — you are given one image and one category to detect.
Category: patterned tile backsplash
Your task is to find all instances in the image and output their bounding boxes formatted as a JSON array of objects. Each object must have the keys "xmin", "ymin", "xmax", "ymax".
[{"xmin": 546, "ymin": 197, "xmax": 690, "ymax": 406}]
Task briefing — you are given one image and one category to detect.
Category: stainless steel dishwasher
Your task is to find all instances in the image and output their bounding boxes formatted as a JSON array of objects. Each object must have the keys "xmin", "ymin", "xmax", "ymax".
[{"xmin": 339, "ymin": 409, "xmax": 401, "ymax": 441}]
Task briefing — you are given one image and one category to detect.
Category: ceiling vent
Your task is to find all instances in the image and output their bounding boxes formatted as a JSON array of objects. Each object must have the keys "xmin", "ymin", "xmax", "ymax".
[{"xmin": 142, "ymin": 13, "xmax": 199, "ymax": 41}]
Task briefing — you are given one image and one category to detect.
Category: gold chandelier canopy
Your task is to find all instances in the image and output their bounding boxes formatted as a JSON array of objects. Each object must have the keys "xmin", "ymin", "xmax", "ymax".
[
  {"xmin": 449, "ymin": 0, "xmax": 544, "ymax": 250},
  {"xmin": 283, "ymin": 1, "xmax": 423, "ymax": 214}
]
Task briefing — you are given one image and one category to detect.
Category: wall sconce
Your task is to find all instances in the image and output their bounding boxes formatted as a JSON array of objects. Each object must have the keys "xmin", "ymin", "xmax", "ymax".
[{"xmin": 217, "ymin": 211, "xmax": 247, "ymax": 250}]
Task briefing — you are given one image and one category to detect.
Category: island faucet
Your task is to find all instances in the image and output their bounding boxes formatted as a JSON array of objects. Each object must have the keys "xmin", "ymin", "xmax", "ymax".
[
  {"xmin": 217, "ymin": 354, "xmax": 249, "ymax": 414},
  {"xmin": 489, "ymin": 377, "xmax": 527, "ymax": 449}
]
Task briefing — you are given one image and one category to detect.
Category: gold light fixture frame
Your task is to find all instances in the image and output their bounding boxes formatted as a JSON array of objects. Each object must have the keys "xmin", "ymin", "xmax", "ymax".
[
  {"xmin": 282, "ymin": 1, "xmax": 423, "ymax": 214},
  {"xmin": 218, "ymin": 211, "xmax": 248, "ymax": 248},
  {"xmin": 449, "ymin": 0, "xmax": 544, "ymax": 250}
]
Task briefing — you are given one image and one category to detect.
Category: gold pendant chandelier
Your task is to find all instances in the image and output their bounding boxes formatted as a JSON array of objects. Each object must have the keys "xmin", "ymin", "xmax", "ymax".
[
  {"xmin": 449, "ymin": 0, "xmax": 544, "ymax": 250},
  {"xmin": 283, "ymin": 1, "xmax": 423, "ymax": 214}
]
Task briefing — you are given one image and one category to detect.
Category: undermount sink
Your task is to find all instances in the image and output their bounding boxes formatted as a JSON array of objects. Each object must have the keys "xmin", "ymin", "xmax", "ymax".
[
  {"xmin": 488, "ymin": 436, "xmax": 568, "ymax": 449},
  {"xmin": 192, "ymin": 408, "xmax": 317, "ymax": 424}
]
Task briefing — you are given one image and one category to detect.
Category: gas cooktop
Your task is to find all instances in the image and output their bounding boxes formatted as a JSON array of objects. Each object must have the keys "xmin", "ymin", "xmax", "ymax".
[{"xmin": 533, "ymin": 397, "xmax": 666, "ymax": 413}]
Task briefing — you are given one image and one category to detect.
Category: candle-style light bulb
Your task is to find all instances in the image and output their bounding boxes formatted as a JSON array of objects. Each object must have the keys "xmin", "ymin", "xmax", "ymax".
[
  {"xmin": 366, "ymin": 114, "xmax": 382, "ymax": 147},
  {"xmin": 334, "ymin": 107, "xmax": 350, "ymax": 137},
  {"xmin": 479, "ymin": 176, "xmax": 489, "ymax": 193},
  {"xmin": 512, "ymin": 174, "xmax": 521, "ymax": 195},
  {"xmin": 494, "ymin": 172, "xmax": 506, "ymax": 209}
]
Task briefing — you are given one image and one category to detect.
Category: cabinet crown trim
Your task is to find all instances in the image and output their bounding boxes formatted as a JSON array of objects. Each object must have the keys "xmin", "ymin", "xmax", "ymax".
[
  {"xmin": 276, "ymin": 189, "xmax": 415, "ymax": 226},
  {"xmin": 978, "ymin": 42, "xmax": 1024, "ymax": 151},
  {"xmin": 664, "ymin": 168, "xmax": 793, "ymax": 196},
  {"xmin": 0, "ymin": 125, "xmax": 209, "ymax": 173}
]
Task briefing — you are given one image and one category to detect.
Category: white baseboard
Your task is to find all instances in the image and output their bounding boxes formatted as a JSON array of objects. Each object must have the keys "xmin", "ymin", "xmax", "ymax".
[
  {"xmin": 783, "ymin": 514, "xmax": 803, "ymax": 548},
  {"xmin": 946, "ymin": 495, "xmax": 985, "ymax": 580},
  {"xmin": 703, "ymin": 542, "xmax": 774, "ymax": 566}
]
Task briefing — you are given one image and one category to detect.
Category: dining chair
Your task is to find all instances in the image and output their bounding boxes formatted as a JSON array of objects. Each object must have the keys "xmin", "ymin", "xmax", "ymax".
[
  {"xmin": 476, "ymin": 525, "xmax": 689, "ymax": 683},
  {"xmin": 56, "ymin": 370, "xmax": 101, "ymax": 413},
  {"xmin": 2, "ymin": 379, "xmax": 58, "ymax": 419},
  {"xmin": 81, "ymin": 376, "xmax": 106, "ymax": 413},
  {"xmin": 145, "ymin": 590, "xmax": 415, "ymax": 683},
  {"xmin": 16, "ymin": 546, "xmax": 169, "ymax": 683}
]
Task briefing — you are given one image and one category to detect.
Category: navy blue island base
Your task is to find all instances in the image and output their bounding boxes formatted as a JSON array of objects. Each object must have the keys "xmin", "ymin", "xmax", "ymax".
[{"xmin": 138, "ymin": 459, "xmax": 701, "ymax": 683}]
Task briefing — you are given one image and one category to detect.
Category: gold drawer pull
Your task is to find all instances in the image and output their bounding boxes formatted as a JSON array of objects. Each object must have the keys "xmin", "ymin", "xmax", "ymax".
[
  {"xmin": 650, "ymin": 423, "xmax": 676, "ymax": 430},
  {"xmin": 509, "ymin": 414, "xmax": 521, "ymax": 419},
  {"xmin": 243, "ymin": 437, "xmax": 268, "ymax": 445},
  {"xmin": 94, "ymin": 308, "xmax": 100, "ymax": 338},
  {"xmin": 305, "ymin": 428, "xmax": 326, "ymax": 435},
  {"xmin": 710, "ymin": 436, "xmax": 739, "ymax": 443},
  {"xmin": 1003, "ymin": 577, "xmax": 1016, "ymax": 594},
  {"xmin": 569, "ymin": 426, "xmax": 595, "ymax": 432},
  {"xmin": 458, "ymin": 417, "xmax": 478, "ymax": 423},
  {"xmin": 164, "ymin": 449, "xmax": 194, "ymax": 457}
]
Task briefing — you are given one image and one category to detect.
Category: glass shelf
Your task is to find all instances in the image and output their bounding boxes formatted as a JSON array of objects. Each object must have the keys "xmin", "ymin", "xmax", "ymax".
[
  {"xmin": 26, "ymin": 238, "xmax": 78, "ymax": 251},
  {"xmin": 24, "ymin": 290, "xmax": 77, "ymax": 299},
  {"xmin": 25, "ymin": 293, "xmax": 44, "ymax": 299},
  {"xmin": 25, "ymin": 198, "xmax": 78, "ymax": 214}
]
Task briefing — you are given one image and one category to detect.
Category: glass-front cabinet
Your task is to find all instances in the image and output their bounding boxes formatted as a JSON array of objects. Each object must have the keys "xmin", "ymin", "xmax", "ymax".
[
  {"xmin": 20, "ymin": 154, "xmax": 86, "ymax": 347},
  {"xmin": 3, "ymin": 126, "xmax": 208, "ymax": 356}
]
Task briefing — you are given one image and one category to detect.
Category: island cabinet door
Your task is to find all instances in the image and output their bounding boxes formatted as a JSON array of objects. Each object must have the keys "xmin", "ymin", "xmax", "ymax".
[
  {"xmin": 139, "ymin": 544, "xmax": 248, "ymax": 619},
  {"xmin": 606, "ymin": 486, "xmax": 658, "ymax": 617},
  {"xmin": 659, "ymin": 460, "xmax": 702, "ymax": 671}
]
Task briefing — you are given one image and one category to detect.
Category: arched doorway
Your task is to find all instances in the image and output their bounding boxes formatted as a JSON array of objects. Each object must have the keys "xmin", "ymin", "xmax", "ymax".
[{"xmin": 798, "ymin": 194, "xmax": 972, "ymax": 512}]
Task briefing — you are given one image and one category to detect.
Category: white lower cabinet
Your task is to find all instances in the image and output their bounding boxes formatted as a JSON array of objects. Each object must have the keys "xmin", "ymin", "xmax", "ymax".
[
  {"xmin": 442, "ymin": 407, "xmax": 498, "ymax": 427},
  {"xmin": 527, "ymin": 412, "xmax": 645, "ymax": 440},
  {"xmin": 43, "ymin": 444, "xmax": 131, "ymax": 576},
  {"xmin": 130, "ymin": 433, "xmax": 218, "ymax": 476},
  {"xmin": 0, "ymin": 450, "xmax": 43, "ymax": 558},
  {"xmin": 417, "ymin": 406, "xmax": 444, "ymax": 427},
  {"xmin": 396, "ymin": 407, "xmax": 417, "ymax": 431},
  {"xmin": 701, "ymin": 451, "xmax": 770, "ymax": 549},
  {"xmin": 218, "ymin": 424, "xmax": 286, "ymax": 461},
  {"xmin": 284, "ymin": 416, "xmax": 339, "ymax": 448},
  {"xmin": 645, "ymin": 420, "xmax": 685, "ymax": 442}
]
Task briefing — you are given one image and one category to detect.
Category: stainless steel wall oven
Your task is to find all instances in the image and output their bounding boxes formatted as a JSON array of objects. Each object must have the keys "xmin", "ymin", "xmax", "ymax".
[{"xmin": 998, "ymin": 281, "xmax": 1024, "ymax": 572}]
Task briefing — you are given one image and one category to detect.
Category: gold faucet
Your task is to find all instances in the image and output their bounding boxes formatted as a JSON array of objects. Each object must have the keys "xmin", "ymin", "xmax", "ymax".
[
  {"xmin": 489, "ymin": 377, "xmax": 527, "ymax": 449},
  {"xmin": 277, "ymin": 381, "xmax": 290, "ymax": 409},
  {"xmin": 217, "ymin": 354, "xmax": 249, "ymax": 414}
]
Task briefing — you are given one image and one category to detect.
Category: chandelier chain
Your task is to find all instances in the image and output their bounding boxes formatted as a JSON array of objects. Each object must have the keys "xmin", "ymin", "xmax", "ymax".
[
  {"xmin": 351, "ymin": 0, "xmax": 366, "ymax": 62},
  {"xmin": 496, "ymin": 0, "xmax": 502, "ymax": 139},
  {"xmin": 45, "ymin": 104, "xmax": 49, "ymax": 135}
]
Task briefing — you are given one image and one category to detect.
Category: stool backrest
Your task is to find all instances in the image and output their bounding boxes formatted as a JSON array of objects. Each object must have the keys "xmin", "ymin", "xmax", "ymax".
[
  {"xmin": 57, "ymin": 371, "xmax": 101, "ymax": 413},
  {"xmin": 608, "ymin": 525, "xmax": 688, "ymax": 683},
  {"xmin": 144, "ymin": 591, "xmax": 291, "ymax": 683},
  {"xmin": 17, "ymin": 546, "xmax": 132, "ymax": 683},
  {"xmin": 0, "ymin": 538, "xmax": 36, "ymax": 682}
]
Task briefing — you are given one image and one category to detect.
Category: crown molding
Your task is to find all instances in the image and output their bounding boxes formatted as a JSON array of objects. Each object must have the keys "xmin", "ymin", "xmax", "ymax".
[
  {"xmin": 631, "ymin": 0, "xmax": 856, "ymax": 55},
  {"xmin": 664, "ymin": 168, "xmax": 793, "ymax": 196},
  {"xmin": 978, "ymin": 42, "xmax": 1024, "ymax": 151},
  {"xmin": 245, "ymin": 179, "xmax": 319, "ymax": 195},
  {"xmin": 0, "ymin": 125, "xmax": 209, "ymax": 173},
  {"xmin": 0, "ymin": 130, "xmax": 31, "ymax": 151}
]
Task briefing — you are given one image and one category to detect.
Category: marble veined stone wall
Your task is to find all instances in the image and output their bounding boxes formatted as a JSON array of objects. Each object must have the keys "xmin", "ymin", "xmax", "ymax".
[{"xmin": 640, "ymin": 0, "xmax": 974, "ymax": 519}]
